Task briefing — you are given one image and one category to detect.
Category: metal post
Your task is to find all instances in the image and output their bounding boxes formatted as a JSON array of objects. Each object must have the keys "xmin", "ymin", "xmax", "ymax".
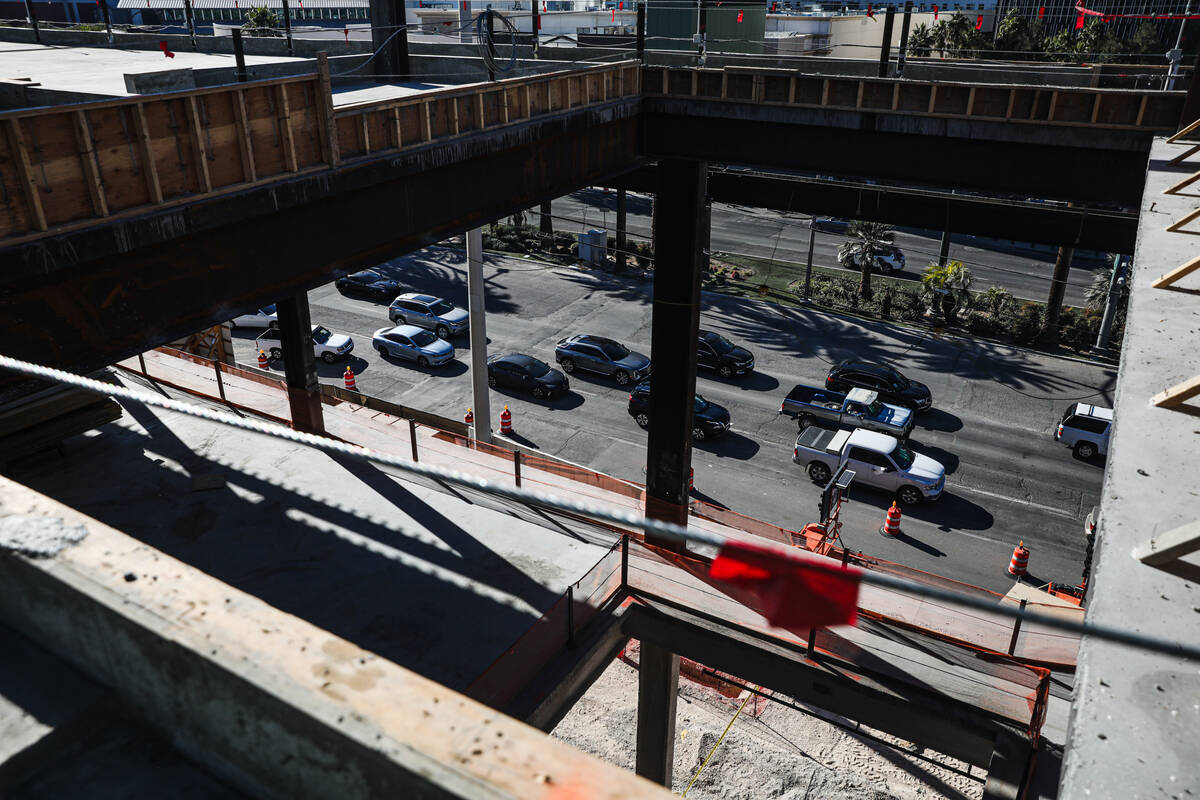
[
  {"xmin": 214, "ymin": 360, "xmax": 227, "ymax": 401},
  {"xmin": 804, "ymin": 223, "xmax": 816, "ymax": 301},
  {"xmin": 21, "ymin": 0, "xmax": 40, "ymax": 42},
  {"xmin": 531, "ymin": 0, "xmax": 540, "ymax": 57},
  {"xmin": 1095, "ymin": 256, "xmax": 1126, "ymax": 352},
  {"xmin": 645, "ymin": 159, "xmax": 706, "ymax": 538},
  {"xmin": 696, "ymin": 0, "xmax": 707, "ymax": 66},
  {"xmin": 486, "ymin": 6, "xmax": 496, "ymax": 81},
  {"xmin": 878, "ymin": 5, "xmax": 896, "ymax": 78},
  {"xmin": 371, "ymin": 0, "xmax": 410, "ymax": 79},
  {"xmin": 636, "ymin": 0, "xmax": 645, "ymax": 61},
  {"xmin": 183, "ymin": 0, "xmax": 197, "ymax": 48},
  {"xmin": 1168, "ymin": 0, "xmax": 1194, "ymax": 91},
  {"xmin": 635, "ymin": 640, "xmax": 679, "ymax": 787},
  {"xmin": 621, "ymin": 534, "xmax": 629, "ymax": 587},
  {"xmin": 409, "ymin": 418, "xmax": 419, "ymax": 461},
  {"xmin": 938, "ymin": 228, "xmax": 951, "ymax": 267},
  {"xmin": 232, "ymin": 29, "xmax": 248, "ymax": 82},
  {"xmin": 513, "ymin": 450, "xmax": 522, "ymax": 487},
  {"xmin": 1006, "ymin": 599, "xmax": 1027, "ymax": 655},
  {"xmin": 137, "ymin": 353, "xmax": 147, "ymax": 374},
  {"xmin": 98, "ymin": 0, "xmax": 113, "ymax": 42},
  {"xmin": 896, "ymin": 1, "xmax": 912, "ymax": 76},
  {"xmin": 280, "ymin": 0, "xmax": 294, "ymax": 56},
  {"xmin": 566, "ymin": 585, "xmax": 576, "ymax": 647},
  {"xmin": 616, "ymin": 189, "xmax": 628, "ymax": 272},
  {"xmin": 466, "ymin": 227, "xmax": 492, "ymax": 444},
  {"xmin": 276, "ymin": 293, "xmax": 325, "ymax": 435},
  {"xmin": 806, "ymin": 627, "xmax": 817, "ymax": 658}
]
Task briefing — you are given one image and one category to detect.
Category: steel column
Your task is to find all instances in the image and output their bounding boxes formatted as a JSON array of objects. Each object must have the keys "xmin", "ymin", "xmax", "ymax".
[
  {"xmin": 938, "ymin": 228, "xmax": 951, "ymax": 266},
  {"xmin": 877, "ymin": 6, "xmax": 895, "ymax": 78},
  {"xmin": 636, "ymin": 1, "xmax": 645, "ymax": 61},
  {"xmin": 645, "ymin": 159, "xmax": 706, "ymax": 535},
  {"xmin": 280, "ymin": 0, "xmax": 295, "ymax": 56},
  {"xmin": 467, "ymin": 227, "xmax": 492, "ymax": 444},
  {"xmin": 896, "ymin": 1, "xmax": 912, "ymax": 76},
  {"xmin": 232, "ymin": 30, "xmax": 248, "ymax": 82},
  {"xmin": 275, "ymin": 294, "xmax": 325, "ymax": 435},
  {"xmin": 22, "ymin": 0, "xmax": 39, "ymax": 42},
  {"xmin": 370, "ymin": 0, "xmax": 410, "ymax": 79},
  {"xmin": 635, "ymin": 640, "xmax": 679, "ymax": 787},
  {"xmin": 183, "ymin": 0, "xmax": 197, "ymax": 48}
]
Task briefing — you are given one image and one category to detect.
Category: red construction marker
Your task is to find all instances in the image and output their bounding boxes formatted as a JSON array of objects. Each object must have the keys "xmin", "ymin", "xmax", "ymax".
[
  {"xmin": 710, "ymin": 540, "xmax": 860, "ymax": 629},
  {"xmin": 975, "ymin": 13, "xmax": 982, "ymax": 29},
  {"xmin": 159, "ymin": 40, "xmax": 175, "ymax": 57},
  {"xmin": 933, "ymin": 3, "xmax": 938, "ymax": 18},
  {"xmin": 1075, "ymin": 10, "xmax": 1084, "ymax": 28},
  {"xmin": 1038, "ymin": 5, "xmax": 1044, "ymax": 17},
  {"xmin": 612, "ymin": 8, "xmax": 615, "ymax": 20},
  {"xmin": 866, "ymin": 3, "xmax": 873, "ymax": 16},
  {"xmin": 737, "ymin": 8, "xmax": 743, "ymax": 21}
]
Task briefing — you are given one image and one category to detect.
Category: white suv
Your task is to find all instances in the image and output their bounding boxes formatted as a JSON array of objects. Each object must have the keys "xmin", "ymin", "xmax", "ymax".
[{"xmin": 1055, "ymin": 403, "xmax": 1112, "ymax": 460}]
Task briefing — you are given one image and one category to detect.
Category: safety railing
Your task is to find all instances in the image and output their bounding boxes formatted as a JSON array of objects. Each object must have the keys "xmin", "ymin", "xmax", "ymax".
[{"xmin": 643, "ymin": 64, "xmax": 1185, "ymax": 131}]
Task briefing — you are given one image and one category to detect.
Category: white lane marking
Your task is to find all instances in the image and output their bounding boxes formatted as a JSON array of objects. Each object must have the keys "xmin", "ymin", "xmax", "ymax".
[{"xmin": 947, "ymin": 483, "xmax": 1080, "ymax": 520}]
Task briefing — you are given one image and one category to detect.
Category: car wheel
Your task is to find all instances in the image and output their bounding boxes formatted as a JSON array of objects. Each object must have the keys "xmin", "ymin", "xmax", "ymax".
[
  {"xmin": 897, "ymin": 486, "xmax": 923, "ymax": 506},
  {"xmin": 418, "ymin": 356, "xmax": 430, "ymax": 368},
  {"xmin": 635, "ymin": 412, "xmax": 650, "ymax": 428},
  {"xmin": 435, "ymin": 325, "xmax": 450, "ymax": 339},
  {"xmin": 692, "ymin": 426, "xmax": 706, "ymax": 442},
  {"xmin": 229, "ymin": 319, "xmax": 238, "ymax": 329},
  {"xmin": 321, "ymin": 352, "xmax": 337, "ymax": 364},
  {"xmin": 377, "ymin": 345, "xmax": 389, "ymax": 358},
  {"xmin": 1074, "ymin": 441, "xmax": 1097, "ymax": 460},
  {"xmin": 269, "ymin": 347, "xmax": 282, "ymax": 360},
  {"xmin": 561, "ymin": 358, "xmax": 576, "ymax": 373},
  {"xmin": 532, "ymin": 386, "xmax": 546, "ymax": 399},
  {"xmin": 718, "ymin": 364, "xmax": 733, "ymax": 378},
  {"xmin": 614, "ymin": 370, "xmax": 630, "ymax": 386},
  {"xmin": 391, "ymin": 315, "xmax": 405, "ymax": 325},
  {"xmin": 798, "ymin": 413, "xmax": 815, "ymax": 430},
  {"xmin": 808, "ymin": 462, "xmax": 831, "ymax": 485},
  {"xmin": 488, "ymin": 374, "xmax": 497, "ymax": 388}
]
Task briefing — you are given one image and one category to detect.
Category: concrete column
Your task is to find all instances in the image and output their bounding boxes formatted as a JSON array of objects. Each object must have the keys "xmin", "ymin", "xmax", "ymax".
[
  {"xmin": 635, "ymin": 640, "xmax": 679, "ymax": 788},
  {"xmin": 275, "ymin": 294, "xmax": 325, "ymax": 435},
  {"xmin": 615, "ymin": 189, "xmax": 628, "ymax": 272},
  {"xmin": 645, "ymin": 159, "xmax": 706, "ymax": 537},
  {"xmin": 466, "ymin": 227, "xmax": 492, "ymax": 444},
  {"xmin": 370, "ymin": 0, "xmax": 410, "ymax": 80},
  {"xmin": 1041, "ymin": 245, "xmax": 1074, "ymax": 345}
]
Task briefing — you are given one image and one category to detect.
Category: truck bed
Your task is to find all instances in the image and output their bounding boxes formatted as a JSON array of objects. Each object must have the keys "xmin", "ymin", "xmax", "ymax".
[
  {"xmin": 795, "ymin": 426, "xmax": 847, "ymax": 455},
  {"xmin": 782, "ymin": 384, "xmax": 846, "ymax": 414}
]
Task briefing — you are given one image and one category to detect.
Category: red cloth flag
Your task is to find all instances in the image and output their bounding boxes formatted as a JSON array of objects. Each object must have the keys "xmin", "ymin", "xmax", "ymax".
[
  {"xmin": 159, "ymin": 40, "xmax": 175, "ymax": 57},
  {"xmin": 975, "ymin": 13, "xmax": 982, "ymax": 29},
  {"xmin": 933, "ymin": 3, "xmax": 938, "ymax": 18},
  {"xmin": 1038, "ymin": 5, "xmax": 1044, "ymax": 17},
  {"xmin": 736, "ymin": 8, "xmax": 743, "ymax": 21},
  {"xmin": 1075, "ymin": 10, "xmax": 1085, "ymax": 28},
  {"xmin": 866, "ymin": 3, "xmax": 873, "ymax": 17},
  {"xmin": 709, "ymin": 540, "xmax": 860, "ymax": 629}
]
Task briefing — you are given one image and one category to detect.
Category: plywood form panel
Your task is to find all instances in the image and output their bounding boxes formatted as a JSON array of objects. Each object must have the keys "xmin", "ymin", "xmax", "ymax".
[
  {"xmin": 763, "ymin": 74, "xmax": 790, "ymax": 103},
  {"xmin": 1031, "ymin": 91, "xmax": 1053, "ymax": 121},
  {"xmin": 1142, "ymin": 95, "xmax": 1184, "ymax": 129},
  {"xmin": 195, "ymin": 92, "xmax": 246, "ymax": 189},
  {"xmin": 1052, "ymin": 91, "xmax": 1092, "ymax": 123},
  {"xmin": 861, "ymin": 80, "xmax": 893, "ymax": 110},
  {"xmin": 972, "ymin": 87, "xmax": 1009, "ymax": 118},
  {"xmin": 397, "ymin": 104, "xmax": 424, "ymax": 144},
  {"xmin": 793, "ymin": 76, "xmax": 822, "ymax": 105},
  {"xmin": 20, "ymin": 114, "xmax": 93, "ymax": 228},
  {"xmin": 825, "ymin": 78, "xmax": 857, "ymax": 107},
  {"xmin": 455, "ymin": 95, "xmax": 478, "ymax": 134},
  {"xmin": 725, "ymin": 73, "xmax": 754, "ymax": 101},
  {"xmin": 896, "ymin": 83, "xmax": 930, "ymax": 112},
  {"xmin": 529, "ymin": 81, "xmax": 550, "ymax": 115},
  {"xmin": 931, "ymin": 85, "xmax": 970, "ymax": 115},
  {"xmin": 335, "ymin": 114, "xmax": 362, "ymax": 158},
  {"xmin": 481, "ymin": 89, "xmax": 504, "ymax": 127},
  {"xmin": 549, "ymin": 79, "xmax": 568, "ymax": 111},
  {"xmin": 87, "ymin": 106, "xmax": 152, "ymax": 213},
  {"xmin": 244, "ymin": 85, "xmax": 287, "ymax": 178},
  {"xmin": 0, "ymin": 127, "xmax": 34, "ymax": 237},
  {"xmin": 285, "ymin": 82, "xmax": 323, "ymax": 169},
  {"xmin": 504, "ymin": 85, "xmax": 525, "ymax": 121},
  {"xmin": 697, "ymin": 71, "xmax": 723, "ymax": 98},
  {"xmin": 143, "ymin": 98, "xmax": 201, "ymax": 201},
  {"xmin": 426, "ymin": 97, "xmax": 453, "ymax": 139}
]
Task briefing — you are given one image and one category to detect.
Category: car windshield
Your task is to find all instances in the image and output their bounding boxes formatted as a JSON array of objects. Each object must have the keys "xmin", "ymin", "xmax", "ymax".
[
  {"xmin": 885, "ymin": 367, "xmax": 909, "ymax": 388},
  {"xmin": 429, "ymin": 299, "xmax": 455, "ymax": 316},
  {"xmin": 694, "ymin": 396, "xmax": 709, "ymax": 414},
  {"xmin": 312, "ymin": 326, "xmax": 332, "ymax": 344},
  {"xmin": 865, "ymin": 400, "xmax": 883, "ymax": 416},
  {"xmin": 526, "ymin": 359, "xmax": 551, "ymax": 377},
  {"xmin": 599, "ymin": 340, "xmax": 630, "ymax": 360},
  {"xmin": 411, "ymin": 330, "xmax": 437, "ymax": 347},
  {"xmin": 893, "ymin": 444, "xmax": 915, "ymax": 470},
  {"xmin": 706, "ymin": 334, "xmax": 734, "ymax": 354},
  {"xmin": 261, "ymin": 304, "xmax": 276, "ymax": 314},
  {"xmin": 1061, "ymin": 405, "xmax": 1080, "ymax": 423}
]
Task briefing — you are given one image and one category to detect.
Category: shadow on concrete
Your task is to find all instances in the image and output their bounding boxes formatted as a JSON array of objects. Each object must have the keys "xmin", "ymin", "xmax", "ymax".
[
  {"xmin": 889, "ymin": 530, "xmax": 947, "ymax": 558},
  {"xmin": 496, "ymin": 431, "xmax": 538, "ymax": 449},
  {"xmin": 374, "ymin": 351, "xmax": 470, "ymax": 378},
  {"xmin": 700, "ymin": 368, "xmax": 781, "ymax": 393},
  {"xmin": 914, "ymin": 407, "xmax": 963, "ymax": 433},
  {"xmin": 853, "ymin": 489, "xmax": 994, "ymax": 532},
  {"xmin": 488, "ymin": 385, "xmax": 585, "ymax": 411}
]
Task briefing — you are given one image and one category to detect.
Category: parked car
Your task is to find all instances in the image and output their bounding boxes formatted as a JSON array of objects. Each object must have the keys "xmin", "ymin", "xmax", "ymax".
[
  {"xmin": 697, "ymin": 330, "xmax": 754, "ymax": 378},
  {"xmin": 1055, "ymin": 403, "xmax": 1112, "ymax": 460},
  {"xmin": 255, "ymin": 325, "xmax": 354, "ymax": 363},
  {"xmin": 826, "ymin": 361, "xmax": 932, "ymax": 411},
  {"xmin": 487, "ymin": 353, "xmax": 569, "ymax": 398},
  {"xmin": 793, "ymin": 427, "xmax": 945, "ymax": 506},
  {"xmin": 627, "ymin": 381, "xmax": 730, "ymax": 440},
  {"xmin": 810, "ymin": 217, "xmax": 850, "ymax": 234},
  {"xmin": 554, "ymin": 335, "xmax": 650, "ymax": 386},
  {"xmin": 372, "ymin": 324, "xmax": 454, "ymax": 367},
  {"xmin": 231, "ymin": 305, "xmax": 278, "ymax": 328},
  {"xmin": 388, "ymin": 293, "xmax": 469, "ymax": 339},
  {"xmin": 335, "ymin": 270, "xmax": 402, "ymax": 301},
  {"xmin": 838, "ymin": 244, "xmax": 905, "ymax": 274},
  {"xmin": 780, "ymin": 385, "xmax": 914, "ymax": 438}
]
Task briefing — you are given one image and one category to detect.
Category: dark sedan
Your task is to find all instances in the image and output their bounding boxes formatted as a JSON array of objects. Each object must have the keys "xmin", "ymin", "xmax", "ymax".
[
  {"xmin": 697, "ymin": 329, "xmax": 754, "ymax": 378},
  {"xmin": 825, "ymin": 360, "xmax": 933, "ymax": 411},
  {"xmin": 487, "ymin": 353, "xmax": 569, "ymax": 398},
  {"xmin": 627, "ymin": 381, "xmax": 731, "ymax": 440},
  {"xmin": 335, "ymin": 270, "xmax": 402, "ymax": 301}
]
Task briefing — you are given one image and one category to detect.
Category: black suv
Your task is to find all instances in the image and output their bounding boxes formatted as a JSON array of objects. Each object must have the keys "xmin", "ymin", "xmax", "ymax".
[
  {"xmin": 335, "ymin": 270, "xmax": 402, "ymax": 301},
  {"xmin": 825, "ymin": 361, "xmax": 932, "ymax": 411},
  {"xmin": 627, "ymin": 381, "xmax": 731, "ymax": 441},
  {"xmin": 697, "ymin": 330, "xmax": 754, "ymax": 378}
]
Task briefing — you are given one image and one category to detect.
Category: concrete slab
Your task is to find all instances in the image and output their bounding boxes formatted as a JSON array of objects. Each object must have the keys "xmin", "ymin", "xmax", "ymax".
[{"xmin": 333, "ymin": 80, "xmax": 453, "ymax": 107}]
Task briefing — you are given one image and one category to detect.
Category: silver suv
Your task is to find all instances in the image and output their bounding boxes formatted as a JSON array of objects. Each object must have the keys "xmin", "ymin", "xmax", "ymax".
[
  {"xmin": 1055, "ymin": 403, "xmax": 1112, "ymax": 460},
  {"xmin": 554, "ymin": 335, "xmax": 650, "ymax": 386},
  {"xmin": 388, "ymin": 293, "xmax": 469, "ymax": 339}
]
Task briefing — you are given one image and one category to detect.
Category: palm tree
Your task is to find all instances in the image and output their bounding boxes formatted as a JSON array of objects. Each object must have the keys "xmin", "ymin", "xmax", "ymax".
[
  {"xmin": 921, "ymin": 259, "xmax": 973, "ymax": 324},
  {"xmin": 1084, "ymin": 257, "xmax": 1129, "ymax": 313},
  {"xmin": 907, "ymin": 23, "xmax": 934, "ymax": 57},
  {"xmin": 838, "ymin": 221, "xmax": 894, "ymax": 300}
]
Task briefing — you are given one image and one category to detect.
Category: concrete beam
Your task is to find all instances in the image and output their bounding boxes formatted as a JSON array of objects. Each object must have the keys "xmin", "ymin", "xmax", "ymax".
[
  {"xmin": 0, "ymin": 476, "xmax": 672, "ymax": 800},
  {"xmin": 983, "ymin": 727, "xmax": 1034, "ymax": 800},
  {"xmin": 635, "ymin": 639, "xmax": 679, "ymax": 788}
]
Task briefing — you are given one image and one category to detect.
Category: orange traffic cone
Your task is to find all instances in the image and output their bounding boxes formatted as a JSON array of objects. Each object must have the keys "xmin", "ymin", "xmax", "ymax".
[
  {"xmin": 344, "ymin": 366, "xmax": 357, "ymax": 391},
  {"xmin": 1008, "ymin": 541, "xmax": 1029, "ymax": 579},
  {"xmin": 257, "ymin": 349, "xmax": 269, "ymax": 369},
  {"xmin": 688, "ymin": 467, "xmax": 694, "ymax": 492},
  {"xmin": 500, "ymin": 405, "xmax": 512, "ymax": 435},
  {"xmin": 880, "ymin": 501, "xmax": 902, "ymax": 537},
  {"xmin": 464, "ymin": 407, "xmax": 474, "ymax": 425}
]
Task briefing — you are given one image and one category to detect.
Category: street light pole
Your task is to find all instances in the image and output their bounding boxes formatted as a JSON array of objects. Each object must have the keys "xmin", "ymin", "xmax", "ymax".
[{"xmin": 1095, "ymin": 256, "xmax": 1128, "ymax": 353}]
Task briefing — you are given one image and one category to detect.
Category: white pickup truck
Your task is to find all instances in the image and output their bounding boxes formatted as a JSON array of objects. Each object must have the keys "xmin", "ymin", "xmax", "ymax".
[
  {"xmin": 793, "ymin": 427, "xmax": 945, "ymax": 506},
  {"xmin": 255, "ymin": 325, "xmax": 354, "ymax": 363}
]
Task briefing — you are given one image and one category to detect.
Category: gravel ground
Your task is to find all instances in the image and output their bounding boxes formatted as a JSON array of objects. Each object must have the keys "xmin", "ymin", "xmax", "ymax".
[{"xmin": 552, "ymin": 644, "xmax": 985, "ymax": 800}]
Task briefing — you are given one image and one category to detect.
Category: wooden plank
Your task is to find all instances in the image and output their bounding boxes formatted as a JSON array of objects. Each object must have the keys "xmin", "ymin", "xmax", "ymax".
[
  {"xmin": 477, "ymin": 93, "xmax": 486, "ymax": 129},
  {"xmin": 966, "ymin": 87, "xmax": 976, "ymax": 116},
  {"xmin": 4, "ymin": 118, "xmax": 47, "ymax": 231},
  {"xmin": 501, "ymin": 88, "xmax": 509, "ymax": 124},
  {"xmin": 1165, "ymin": 206, "xmax": 1200, "ymax": 233},
  {"xmin": 390, "ymin": 107, "xmax": 403, "ymax": 149},
  {"xmin": 1030, "ymin": 90, "xmax": 1041, "ymax": 119},
  {"xmin": 359, "ymin": 112, "xmax": 371, "ymax": 153},
  {"xmin": 1047, "ymin": 91, "xmax": 1059, "ymax": 122},
  {"xmin": 275, "ymin": 84, "xmax": 298, "ymax": 172},
  {"xmin": 131, "ymin": 103, "xmax": 164, "ymax": 205},
  {"xmin": 891, "ymin": 83, "xmax": 900, "ymax": 111},
  {"xmin": 820, "ymin": 78, "xmax": 829, "ymax": 106},
  {"xmin": 789, "ymin": 76, "xmax": 797, "ymax": 104},
  {"xmin": 422, "ymin": 101, "xmax": 432, "ymax": 141},
  {"xmin": 1163, "ymin": 169, "xmax": 1200, "ymax": 196},
  {"xmin": 1168, "ymin": 116, "xmax": 1200, "ymax": 142},
  {"xmin": 691, "ymin": 70, "xmax": 698, "ymax": 97},
  {"xmin": 1090, "ymin": 94, "xmax": 1102, "ymax": 124},
  {"xmin": 927, "ymin": 85, "xmax": 937, "ymax": 114},
  {"xmin": 450, "ymin": 97, "xmax": 459, "ymax": 135},
  {"xmin": 1167, "ymin": 142, "xmax": 1200, "ymax": 166},
  {"xmin": 1005, "ymin": 89, "xmax": 1016, "ymax": 119},
  {"xmin": 232, "ymin": 89, "xmax": 257, "ymax": 182},
  {"xmin": 1151, "ymin": 374, "xmax": 1200, "ymax": 409},
  {"xmin": 186, "ymin": 96, "xmax": 212, "ymax": 193},
  {"xmin": 1152, "ymin": 253, "xmax": 1200, "ymax": 288},
  {"xmin": 523, "ymin": 84, "xmax": 532, "ymax": 118},
  {"xmin": 722, "ymin": 72, "xmax": 729, "ymax": 99},
  {"xmin": 72, "ymin": 111, "xmax": 108, "ymax": 218},
  {"xmin": 856, "ymin": 81, "xmax": 864, "ymax": 109},
  {"xmin": 1136, "ymin": 94, "xmax": 1149, "ymax": 127},
  {"xmin": 315, "ymin": 53, "xmax": 340, "ymax": 167}
]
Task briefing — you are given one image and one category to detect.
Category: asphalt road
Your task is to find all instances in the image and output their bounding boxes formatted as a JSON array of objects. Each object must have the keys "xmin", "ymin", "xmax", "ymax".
[
  {"xmin": 229, "ymin": 247, "xmax": 1112, "ymax": 595},
  {"xmin": 542, "ymin": 189, "xmax": 1109, "ymax": 308}
]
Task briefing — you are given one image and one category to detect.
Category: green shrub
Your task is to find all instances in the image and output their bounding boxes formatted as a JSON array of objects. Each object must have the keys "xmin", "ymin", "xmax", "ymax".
[
  {"xmin": 1010, "ymin": 303, "xmax": 1043, "ymax": 345},
  {"xmin": 980, "ymin": 286, "xmax": 1015, "ymax": 316},
  {"xmin": 1059, "ymin": 307, "xmax": 1099, "ymax": 352}
]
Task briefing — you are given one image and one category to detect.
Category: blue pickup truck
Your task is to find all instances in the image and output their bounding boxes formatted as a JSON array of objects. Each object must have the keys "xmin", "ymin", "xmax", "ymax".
[{"xmin": 780, "ymin": 385, "xmax": 914, "ymax": 438}]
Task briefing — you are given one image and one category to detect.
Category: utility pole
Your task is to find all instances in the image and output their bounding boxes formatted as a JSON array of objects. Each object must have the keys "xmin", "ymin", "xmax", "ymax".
[
  {"xmin": 97, "ymin": 0, "xmax": 113, "ymax": 42},
  {"xmin": 938, "ymin": 229, "xmax": 951, "ymax": 266},
  {"xmin": 466, "ymin": 227, "xmax": 492, "ymax": 444},
  {"xmin": 1168, "ymin": 0, "xmax": 1194, "ymax": 91},
  {"xmin": 183, "ymin": 0, "xmax": 197, "ymax": 49},
  {"xmin": 1040, "ymin": 245, "xmax": 1075, "ymax": 346},
  {"xmin": 531, "ymin": 0, "xmax": 540, "ymax": 57},
  {"xmin": 1095, "ymin": 256, "xmax": 1128, "ymax": 353},
  {"xmin": 804, "ymin": 222, "xmax": 816, "ymax": 301},
  {"xmin": 695, "ymin": 0, "xmax": 707, "ymax": 66}
]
